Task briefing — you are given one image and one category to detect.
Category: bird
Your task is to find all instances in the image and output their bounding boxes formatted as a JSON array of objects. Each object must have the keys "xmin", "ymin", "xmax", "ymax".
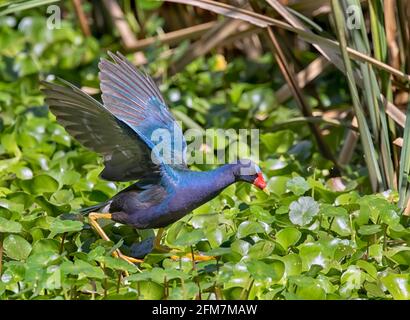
[{"xmin": 41, "ymin": 52, "xmax": 268, "ymax": 264}]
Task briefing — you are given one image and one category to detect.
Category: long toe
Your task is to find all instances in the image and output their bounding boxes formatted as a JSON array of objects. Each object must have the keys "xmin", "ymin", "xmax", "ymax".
[
  {"xmin": 170, "ymin": 252, "xmax": 215, "ymax": 262},
  {"xmin": 118, "ymin": 253, "xmax": 144, "ymax": 264}
]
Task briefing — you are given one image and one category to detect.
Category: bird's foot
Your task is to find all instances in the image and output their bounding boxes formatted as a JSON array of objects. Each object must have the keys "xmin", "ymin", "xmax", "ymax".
[
  {"xmin": 153, "ymin": 230, "xmax": 215, "ymax": 261},
  {"xmin": 113, "ymin": 250, "xmax": 144, "ymax": 265}
]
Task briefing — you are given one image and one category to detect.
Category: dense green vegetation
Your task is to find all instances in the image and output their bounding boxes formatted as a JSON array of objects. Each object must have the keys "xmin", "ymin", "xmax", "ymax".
[{"xmin": 0, "ymin": 1, "xmax": 409, "ymax": 300}]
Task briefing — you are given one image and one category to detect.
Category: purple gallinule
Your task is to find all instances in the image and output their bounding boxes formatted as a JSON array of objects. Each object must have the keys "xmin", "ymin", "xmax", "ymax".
[{"xmin": 42, "ymin": 52, "xmax": 268, "ymax": 264}]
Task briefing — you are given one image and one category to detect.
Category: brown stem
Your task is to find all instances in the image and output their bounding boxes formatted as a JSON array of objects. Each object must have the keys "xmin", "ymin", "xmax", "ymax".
[
  {"xmin": 102, "ymin": 0, "xmax": 139, "ymax": 50},
  {"xmin": 117, "ymin": 272, "xmax": 121, "ymax": 294},
  {"xmin": 71, "ymin": 0, "xmax": 91, "ymax": 37},
  {"xmin": 59, "ymin": 232, "xmax": 67, "ymax": 255},
  {"xmin": 266, "ymin": 27, "xmax": 341, "ymax": 175},
  {"xmin": 191, "ymin": 246, "xmax": 202, "ymax": 300}
]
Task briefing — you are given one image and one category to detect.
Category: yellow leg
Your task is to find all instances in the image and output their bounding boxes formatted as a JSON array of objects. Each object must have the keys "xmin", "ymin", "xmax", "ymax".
[
  {"xmin": 152, "ymin": 227, "xmax": 215, "ymax": 262},
  {"xmin": 88, "ymin": 213, "xmax": 143, "ymax": 265}
]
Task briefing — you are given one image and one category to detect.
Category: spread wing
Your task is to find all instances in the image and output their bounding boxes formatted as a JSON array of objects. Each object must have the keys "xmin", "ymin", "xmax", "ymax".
[
  {"xmin": 98, "ymin": 51, "xmax": 187, "ymax": 168},
  {"xmin": 42, "ymin": 80, "xmax": 161, "ymax": 181}
]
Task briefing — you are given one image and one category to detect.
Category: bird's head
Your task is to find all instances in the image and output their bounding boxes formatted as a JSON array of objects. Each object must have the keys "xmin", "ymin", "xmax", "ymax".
[{"xmin": 233, "ymin": 159, "xmax": 268, "ymax": 193}]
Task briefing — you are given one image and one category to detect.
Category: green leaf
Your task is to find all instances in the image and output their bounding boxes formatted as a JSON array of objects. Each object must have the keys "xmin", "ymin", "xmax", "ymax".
[
  {"xmin": 61, "ymin": 260, "xmax": 105, "ymax": 279},
  {"xmin": 247, "ymin": 260, "xmax": 284, "ymax": 282},
  {"xmin": 248, "ymin": 240, "xmax": 274, "ymax": 259},
  {"xmin": 49, "ymin": 190, "xmax": 74, "ymax": 206},
  {"xmin": 340, "ymin": 265, "xmax": 365, "ymax": 297},
  {"xmin": 97, "ymin": 256, "xmax": 138, "ymax": 273},
  {"xmin": 289, "ymin": 197, "xmax": 319, "ymax": 226},
  {"xmin": 19, "ymin": 174, "xmax": 59, "ymax": 195},
  {"xmin": 127, "ymin": 267, "xmax": 189, "ymax": 283},
  {"xmin": 379, "ymin": 208, "xmax": 400, "ymax": 227},
  {"xmin": 260, "ymin": 130, "xmax": 294, "ymax": 154},
  {"xmin": 320, "ymin": 204, "xmax": 348, "ymax": 217},
  {"xmin": 267, "ymin": 176, "xmax": 289, "ymax": 196},
  {"xmin": 31, "ymin": 239, "xmax": 60, "ymax": 255},
  {"xmin": 280, "ymin": 254, "xmax": 302, "ymax": 276},
  {"xmin": 49, "ymin": 219, "xmax": 83, "ymax": 234},
  {"xmin": 26, "ymin": 250, "xmax": 60, "ymax": 268},
  {"xmin": 356, "ymin": 260, "xmax": 377, "ymax": 280},
  {"xmin": 386, "ymin": 247, "xmax": 410, "ymax": 266},
  {"xmin": 137, "ymin": 281, "xmax": 164, "ymax": 300},
  {"xmin": 237, "ymin": 221, "xmax": 265, "ymax": 238},
  {"xmin": 358, "ymin": 224, "xmax": 382, "ymax": 236},
  {"xmin": 3, "ymin": 234, "xmax": 32, "ymax": 260},
  {"xmin": 173, "ymin": 229, "xmax": 205, "ymax": 246},
  {"xmin": 275, "ymin": 227, "xmax": 301, "ymax": 250},
  {"xmin": 0, "ymin": 216, "xmax": 22, "ymax": 233},
  {"xmin": 289, "ymin": 276, "xmax": 327, "ymax": 300},
  {"xmin": 286, "ymin": 176, "xmax": 310, "ymax": 196},
  {"xmin": 231, "ymin": 239, "xmax": 250, "ymax": 256},
  {"xmin": 331, "ymin": 216, "xmax": 352, "ymax": 236},
  {"xmin": 369, "ymin": 244, "xmax": 383, "ymax": 263},
  {"xmin": 381, "ymin": 273, "xmax": 410, "ymax": 300}
]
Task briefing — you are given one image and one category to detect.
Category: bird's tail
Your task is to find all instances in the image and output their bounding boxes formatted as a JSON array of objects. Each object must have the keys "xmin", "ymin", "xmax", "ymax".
[
  {"xmin": 58, "ymin": 201, "xmax": 111, "ymax": 222},
  {"xmin": 78, "ymin": 200, "xmax": 111, "ymax": 216}
]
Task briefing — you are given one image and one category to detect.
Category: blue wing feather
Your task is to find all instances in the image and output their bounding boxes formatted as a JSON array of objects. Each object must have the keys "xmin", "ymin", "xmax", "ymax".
[
  {"xmin": 41, "ymin": 80, "xmax": 161, "ymax": 182},
  {"xmin": 98, "ymin": 52, "xmax": 187, "ymax": 169}
]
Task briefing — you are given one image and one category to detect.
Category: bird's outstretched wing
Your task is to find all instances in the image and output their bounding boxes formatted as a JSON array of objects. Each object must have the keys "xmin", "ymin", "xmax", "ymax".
[
  {"xmin": 98, "ymin": 52, "xmax": 187, "ymax": 168},
  {"xmin": 42, "ymin": 80, "xmax": 161, "ymax": 181}
]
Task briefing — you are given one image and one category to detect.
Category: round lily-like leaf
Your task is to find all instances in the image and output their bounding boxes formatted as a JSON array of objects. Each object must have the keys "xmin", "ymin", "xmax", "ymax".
[
  {"xmin": 358, "ymin": 224, "xmax": 382, "ymax": 236},
  {"xmin": 289, "ymin": 276, "xmax": 327, "ymax": 300},
  {"xmin": 380, "ymin": 273, "xmax": 410, "ymax": 300},
  {"xmin": 267, "ymin": 176, "xmax": 289, "ymax": 196},
  {"xmin": 289, "ymin": 196, "xmax": 319, "ymax": 226},
  {"xmin": 6, "ymin": 192, "xmax": 34, "ymax": 210},
  {"xmin": 31, "ymin": 239, "xmax": 60, "ymax": 255},
  {"xmin": 248, "ymin": 240, "xmax": 275, "ymax": 259},
  {"xmin": 15, "ymin": 166, "xmax": 33, "ymax": 180},
  {"xmin": 61, "ymin": 260, "xmax": 105, "ymax": 279},
  {"xmin": 339, "ymin": 265, "xmax": 365, "ymax": 298},
  {"xmin": 246, "ymin": 260, "xmax": 284, "ymax": 282},
  {"xmin": 3, "ymin": 234, "xmax": 32, "ymax": 260},
  {"xmin": 138, "ymin": 281, "xmax": 164, "ymax": 300},
  {"xmin": 127, "ymin": 267, "xmax": 189, "ymax": 283},
  {"xmin": 286, "ymin": 176, "xmax": 310, "ymax": 196},
  {"xmin": 275, "ymin": 227, "xmax": 301, "ymax": 250},
  {"xmin": 49, "ymin": 218, "xmax": 83, "ymax": 234},
  {"xmin": 379, "ymin": 208, "xmax": 400, "ymax": 227},
  {"xmin": 331, "ymin": 216, "xmax": 352, "ymax": 237},
  {"xmin": 237, "ymin": 221, "xmax": 265, "ymax": 238},
  {"xmin": 298, "ymin": 242, "xmax": 331, "ymax": 272},
  {"xmin": 386, "ymin": 247, "xmax": 410, "ymax": 266},
  {"xmin": 173, "ymin": 229, "xmax": 205, "ymax": 247},
  {"xmin": 260, "ymin": 130, "xmax": 294, "ymax": 154},
  {"xmin": 231, "ymin": 239, "xmax": 251, "ymax": 256},
  {"xmin": 0, "ymin": 216, "xmax": 22, "ymax": 233},
  {"xmin": 0, "ymin": 198, "xmax": 24, "ymax": 213},
  {"xmin": 97, "ymin": 256, "xmax": 138, "ymax": 273},
  {"xmin": 280, "ymin": 253, "xmax": 302, "ymax": 276},
  {"xmin": 320, "ymin": 204, "xmax": 348, "ymax": 217},
  {"xmin": 356, "ymin": 260, "xmax": 378, "ymax": 280},
  {"xmin": 19, "ymin": 174, "xmax": 59, "ymax": 195},
  {"xmin": 49, "ymin": 189, "xmax": 74, "ymax": 206},
  {"xmin": 369, "ymin": 244, "xmax": 383, "ymax": 263}
]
